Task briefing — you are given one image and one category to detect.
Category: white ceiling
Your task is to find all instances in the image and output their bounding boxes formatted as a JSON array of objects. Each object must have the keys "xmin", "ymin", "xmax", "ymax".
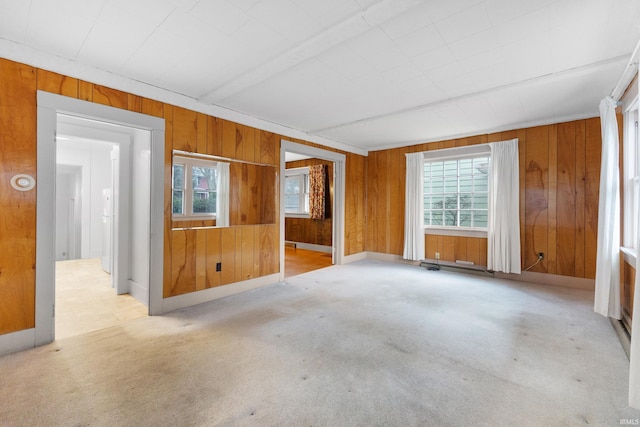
[{"xmin": 1, "ymin": 0, "xmax": 639, "ymax": 153}]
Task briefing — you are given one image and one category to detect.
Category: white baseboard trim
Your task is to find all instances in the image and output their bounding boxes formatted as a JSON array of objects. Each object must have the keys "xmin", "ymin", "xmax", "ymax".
[
  {"xmin": 286, "ymin": 241, "xmax": 332, "ymax": 254},
  {"xmin": 364, "ymin": 252, "xmax": 595, "ymax": 291},
  {"xmin": 365, "ymin": 251, "xmax": 421, "ymax": 265},
  {"xmin": 161, "ymin": 273, "xmax": 281, "ymax": 313},
  {"xmin": 494, "ymin": 271, "xmax": 595, "ymax": 291},
  {"xmin": 128, "ymin": 280, "xmax": 149, "ymax": 309},
  {"xmin": 342, "ymin": 251, "xmax": 367, "ymax": 264},
  {"xmin": 0, "ymin": 328, "xmax": 36, "ymax": 357}
]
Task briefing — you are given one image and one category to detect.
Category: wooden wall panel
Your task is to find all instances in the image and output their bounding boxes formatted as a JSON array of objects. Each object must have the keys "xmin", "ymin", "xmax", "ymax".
[
  {"xmin": 0, "ymin": 60, "xmax": 37, "ymax": 334},
  {"xmin": 556, "ymin": 122, "xmax": 577, "ymax": 276},
  {"xmin": 524, "ymin": 126, "xmax": 549, "ymax": 273},
  {"xmin": 345, "ymin": 153, "xmax": 366, "ymax": 255},
  {"xmin": 368, "ymin": 118, "xmax": 601, "ymax": 278},
  {"xmin": 93, "ymin": 84, "xmax": 128, "ymax": 109},
  {"xmin": 205, "ymin": 228, "xmax": 222, "ymax": 288},
  {"xmin": 170, "ymin": 230, "xmax": 196, "ymax": 296},
  {"xmin": 584, "ymin": 118, "xmax": 601, "ymax": 279},
  {"xmin": 36, "ymin": 69, "xmax": 78, "ymax": 97},
  {"xmin": 173, "ymin": 107, "xmax": 198, "ymax": 152}
]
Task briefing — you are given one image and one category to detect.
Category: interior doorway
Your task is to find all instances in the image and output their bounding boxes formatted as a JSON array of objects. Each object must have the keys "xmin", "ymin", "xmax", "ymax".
[
  {"xmin": 34, "ymin": 91, "xmax": 166, "ymax": 349},
  {"xmin": 280, "ymin": 140, "xmax": 346, "ymax": 280},
  {"xmin": 283, "ymin": 151, "xmax": 334, "ymax": 277},
  {"xmin": 54, "ymin": 122, "xmax": 148, "ymax": 339}
]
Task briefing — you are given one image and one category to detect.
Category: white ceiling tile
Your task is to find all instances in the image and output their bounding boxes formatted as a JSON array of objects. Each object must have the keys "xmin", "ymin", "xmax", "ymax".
[
  {"xmin": 447, "ymin": 28, "xmax": 500, "ymax": 60},
  {"xmin": 364, "ymin": 46, "xmax": 410, "ymax": 73},
  {"xmin": 345, "ymin": 27, "xmax": 395, "ymax": 57},
  {"xmin": 247, "ymin": 0, "xmax": 324, "ymax": 41},
  {"xmin": 76, "ymin": 0, "xmax": 176, "ymax": 72},
  {"xmin": 231, "ymin": 17, "xmax": 289, "ymax": 53},
  {"xmin": 422, "ymin": 0, "xmax": 485, "ymax": 23},
  {"xmin": 483, "ymin": 0, "xmax": 555, "ymax": 25},
  {"xmin": 25, "ymin": 0, "xmax": 108, "ymax": 59},
  {"xmin": 394, "ymin": 25, "xmax": 446, "ymax": 57},
  {"xmin": 381, "ymin": 63, "xmax": 423, "ymax": 85},
  {"xmin": 412, "ymin": 46, "xmax": 457, "ymax": 71},
  {"xmin": 291, "ymin": 0, "xmax": 361, "ymax": 28},
  {"xmin": 434, "ymin": 4, "xmax": 492, "ymax": 44},
  {"xmin": 379, "ymin": 3, "xmax": 435, "ymax": 40},
  {"xmin": 0, "ymin": 0, "xmax": 31, "ymax": 43},
  {"xmin": 189, "ymin": 0, "xmax": 250, "ymax": 34}
]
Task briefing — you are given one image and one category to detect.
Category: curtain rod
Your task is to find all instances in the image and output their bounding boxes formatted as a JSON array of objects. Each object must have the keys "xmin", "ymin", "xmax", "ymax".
[{"xmin": 611, "ymin": 39, "xmax": 640, "ymax": 101}]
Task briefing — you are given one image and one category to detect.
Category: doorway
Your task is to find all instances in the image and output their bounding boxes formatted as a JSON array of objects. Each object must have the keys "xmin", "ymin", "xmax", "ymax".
[
  {"xmin": 35, "ymin": 92, "xmax": 165, "ymax": 348},
  {"xmin": 283, "ymin": 151, "xmax": 334, "ymax": 277},
  {"xmin": 54, "ymin": 121, "xmax": 148, "ymax": 339},
  {"xmin": 280, "ymin": 140, "xmax": 346, "ymax": 280}
]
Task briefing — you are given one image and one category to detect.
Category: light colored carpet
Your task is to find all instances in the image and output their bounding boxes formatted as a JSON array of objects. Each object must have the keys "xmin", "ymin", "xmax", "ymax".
[{"xmin": 0, "ymin": 260, "xmax": 638, "ymax": 426}]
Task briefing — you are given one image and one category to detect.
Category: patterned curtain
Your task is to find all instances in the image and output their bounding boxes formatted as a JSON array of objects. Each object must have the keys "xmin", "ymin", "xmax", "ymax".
[{"xmin": 309, "ymin": 164, "xmax": 326, "ymax": 220}]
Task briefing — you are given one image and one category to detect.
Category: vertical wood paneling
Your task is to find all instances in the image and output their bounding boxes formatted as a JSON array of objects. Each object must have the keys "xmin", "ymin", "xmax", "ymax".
[
  {"xmin": 584, "ymin": 118, "xmax": 601, "ymax": 279},
  {"xmin": 93, "ymin": 85, "xmax": 128, "ymax": 109},
  {"xmin": 547, "ymin": 125, "xmax": 558, "ymax": 274},
  {"xmin": 389, "ymin": 148, "xmax": 405, "ymax": 255},
  {"xmin": 556, "ymin": 122, "xmax": 577, "ymax": 276},
  {"xmin": 241, "ymin": 226, "xmax": 255, "ymax": 280},
  {"xmin": 205, "ymin": 228, "xmax": 221, "ymax": 288},
  {"xmin": 163, "ymin": 105, "xmax": 174, "ymax": 298},
  {"xmin": 574, "ymin": 120, "xmax": 586, "ymax": 277},
  {"xmin": 220, "ymin": 227, "xmax": 236, "ymax": 285},
  {"xmin": 207, "ymin": 116, "xmax": 222, "ymax": 156},
  {"xmin": 173, "ymin": 107, "xmax": 197, "ymax": 152},
  {"xmin": 0, "ymin": 59, "xmax": 37, "ymax": 334},
  {"xmin": 78, "ymin": 80, "xmax": 93, "ymax": 101},
  {"xmin": 36, "ymin": 69, "xmax": 78, "ymax": 97},
  {"xmin": 170, "ymin": 230, "xmax": 196, "ymax": 296},
  {"xmin": 195, "ymin": 229, "xmax": 206, "ymax": 291},
  {"xmin": 345, "ymin": 153, "xmax": 365, "ymax": 255},
  {"xmin": 196, "ymin": 113, "xmax": 208, "ymax": 154},
  {"xmin": 524, "ymin": 126, "xmax": 549, "ymax": 273}
]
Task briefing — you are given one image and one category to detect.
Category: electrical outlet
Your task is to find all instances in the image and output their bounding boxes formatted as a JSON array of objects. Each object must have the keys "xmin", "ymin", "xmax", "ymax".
[
  {"xmin": 435, "ymin": 252, "xmax": 440, "ymax": 260},
  {"xmin": 538, "ymin": 252, "xmax": 544, "ymax": 260},
  {"xmin": 216, "ymin": 262, "xmax": 222, "ymax": 272}
]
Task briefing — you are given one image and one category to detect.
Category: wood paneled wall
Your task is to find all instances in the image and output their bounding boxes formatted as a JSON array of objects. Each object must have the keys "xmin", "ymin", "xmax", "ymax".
[
  {"xmin": 0, "ymin": 57, "xmax": 367, "ymax": 336},
  {"xmin": 366, "ymin": 119, "xmax": 602, "ymax": 279},
  {"xmin": 0, "ymin": 60, "xmax": 37, "ymax": 334},
  {"xmin": 285, "ymin": 158, "xmax": 333, "ymax": 247}
]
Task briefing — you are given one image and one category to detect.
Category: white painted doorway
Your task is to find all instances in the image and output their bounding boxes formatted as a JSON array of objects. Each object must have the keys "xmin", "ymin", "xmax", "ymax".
[
  {"xmin": 280, "ymin": 140, "xmax": 346, "ymax": 280},
  {"xmin": 36, "ymin": 92, "xmax": 165, "ymax": 347}
]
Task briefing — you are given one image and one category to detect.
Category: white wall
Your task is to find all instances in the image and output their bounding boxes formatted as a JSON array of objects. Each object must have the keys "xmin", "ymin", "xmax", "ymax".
[
  {"xmin": 57, "ymin": 140, "xmax": 113, "ymax": 259},
  {"xmin": 129, "ymin": 128, "xmax": 151, "ymax": 299}
]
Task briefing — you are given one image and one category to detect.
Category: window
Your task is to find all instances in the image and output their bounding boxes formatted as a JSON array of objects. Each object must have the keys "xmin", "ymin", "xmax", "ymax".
[
  {"xmin": 623, "ymin": 102, "xmax": 639, "ymax": 250},
  {"xmin": 172, "ymin": 155, "xmax": 218, "ymax": 220},
  {"xmin": 284, "ymin": 167, "xmax": 309, "ymax": 215},
  {"xmin": 423, "ymin": 155, "xmax": 489, "ymax": 229}
]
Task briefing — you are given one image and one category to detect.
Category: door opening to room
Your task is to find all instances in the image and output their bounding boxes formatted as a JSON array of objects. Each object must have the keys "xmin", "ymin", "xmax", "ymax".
[
  {"xmin": 54, "ymin": 115, "xmax": 149, "ymax": 339},
  {"xmin": 283, "ymin": 150, "xmax": 335, "ymax": 278}
]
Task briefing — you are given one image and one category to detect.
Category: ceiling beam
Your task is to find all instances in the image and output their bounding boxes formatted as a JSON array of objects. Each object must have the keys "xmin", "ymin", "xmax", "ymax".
[{"xmin": 196, "ymin": 0, "xmax": 423, "ymax": 104}]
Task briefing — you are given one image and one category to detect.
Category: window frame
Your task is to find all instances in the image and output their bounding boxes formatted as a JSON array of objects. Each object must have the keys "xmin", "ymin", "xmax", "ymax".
[
  {"xmin": 422, "ymin": 145, "xmax": 491, "ymax": 238},
  {"xmin": 284, "ymin": 166, "xmax": 310, "ymax": 218},
  {"xmin": 622, "ymin": 96, "xmax": 639, "ymax": 255},
  {"xmin": 172, "ymin": 155, "xmax": 218, "ymax": 221}
]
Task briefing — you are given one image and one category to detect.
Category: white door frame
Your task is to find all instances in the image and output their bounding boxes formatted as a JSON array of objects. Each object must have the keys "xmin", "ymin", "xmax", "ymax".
[
  {"xmin": 280, "ymin": 140, "xmax": 346, "ymax": 280},
  {"xmin": 35, "ymin": 91, "xmax": 165, "ymax": 346}
]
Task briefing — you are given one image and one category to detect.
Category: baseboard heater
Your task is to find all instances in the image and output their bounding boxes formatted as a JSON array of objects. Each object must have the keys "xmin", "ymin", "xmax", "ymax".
[{"xmin": 420, "ymin": 259, "xmax": 494, "ymax": 277}]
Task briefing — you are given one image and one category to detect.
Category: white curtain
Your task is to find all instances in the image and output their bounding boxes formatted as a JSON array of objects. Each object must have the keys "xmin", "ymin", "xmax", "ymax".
[
  {"xmin": 487, "ymin": 139, "xmax": 521, "ymax": 274},
  {"xmin": 403, "ymin": 152, "xmax": 425, "ymax": 261},
  {"xmin": 631, "ymin": 211, "xmax": 640, "ymax": 409},
  {"xmin": 594, "ymin": 96, "xmax": 621, "ymax": 318},
  {"xmin": 216, "ymin": 161, "xmax": 230, "ymax": 227}
]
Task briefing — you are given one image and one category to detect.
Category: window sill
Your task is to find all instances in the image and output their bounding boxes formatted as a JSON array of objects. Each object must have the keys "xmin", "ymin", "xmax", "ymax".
[
  {"xmin": 172, "ymin": 215, "xmax": 217, "ymax": 222},
  {"xmin": 424, "ymin": 227, "xmax": 487, "ymax": 238},
  {"xmin": 621, "ymin": 246, "xmax": 637, "ymax": 266},
  {"xmin": 285, "ymin": 213, "xmax": 311, "ymax": 219}
]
